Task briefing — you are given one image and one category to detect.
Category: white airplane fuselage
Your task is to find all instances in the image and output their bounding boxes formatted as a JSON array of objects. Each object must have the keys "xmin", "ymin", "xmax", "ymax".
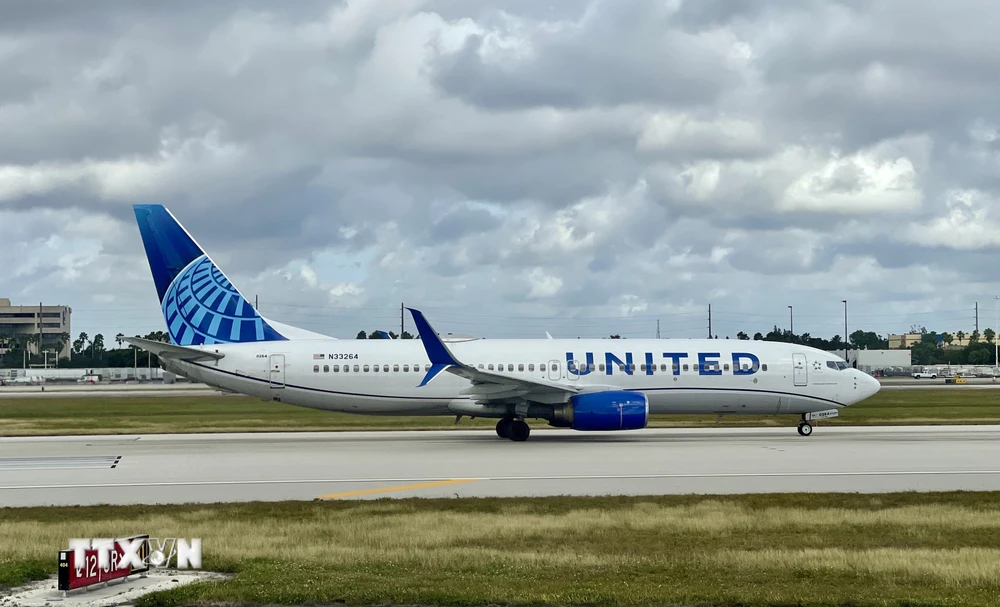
[{"xmin": 166, "ymin": 337, "xmax": 879, "ymax": 418}]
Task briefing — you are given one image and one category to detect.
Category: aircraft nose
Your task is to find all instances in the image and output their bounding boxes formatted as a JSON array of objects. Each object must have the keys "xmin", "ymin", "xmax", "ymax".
[{"xmin": 856, "ymin": 371, "xmax": 881, "ymax": 401}]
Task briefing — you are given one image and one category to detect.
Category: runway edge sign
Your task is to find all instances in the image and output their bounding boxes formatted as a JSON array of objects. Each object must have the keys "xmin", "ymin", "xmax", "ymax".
[{"xmin": 58, "ymin": 534, "xmax": 150, "ymax": 591}]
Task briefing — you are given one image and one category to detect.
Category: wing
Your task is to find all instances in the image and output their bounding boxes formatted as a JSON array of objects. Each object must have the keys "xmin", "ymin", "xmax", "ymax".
[
  {"xmin": 407, "ymin": 308, "xmax": 579, "ymax": 405},
  {"xmin": 123, "ymin": 337, "xmax": 225, "ymax": 362}
]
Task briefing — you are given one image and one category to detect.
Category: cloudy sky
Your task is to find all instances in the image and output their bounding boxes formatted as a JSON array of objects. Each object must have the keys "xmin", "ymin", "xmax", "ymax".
[{"xmin": 1, "ymin": 0, "xmax": 998, "ymax": 342}]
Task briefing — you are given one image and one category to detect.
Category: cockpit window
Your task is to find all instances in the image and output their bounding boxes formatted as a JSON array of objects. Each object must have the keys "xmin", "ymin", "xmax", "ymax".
[
  {"xmin": 827, "ymin": 361, "xmax": 838, "ymax": 370},
  {"xmin": 827, "ymin": 361, "xmax": 849, "ymax": 370},
  {"xmin": 837, "ymin": 361, "xmax": 849, "ymax": 370}
]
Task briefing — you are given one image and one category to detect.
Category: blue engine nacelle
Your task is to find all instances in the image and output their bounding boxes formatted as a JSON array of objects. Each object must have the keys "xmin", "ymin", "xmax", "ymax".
[{"xmin": 550, "ymin": 390, "xmax": 649, "ymax": 431}]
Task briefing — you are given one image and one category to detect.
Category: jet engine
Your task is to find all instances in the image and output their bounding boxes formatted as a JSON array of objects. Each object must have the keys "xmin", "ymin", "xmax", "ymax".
[{"xmin": 550, "ymin": 390, "xmax": 649, "ymax": 431}]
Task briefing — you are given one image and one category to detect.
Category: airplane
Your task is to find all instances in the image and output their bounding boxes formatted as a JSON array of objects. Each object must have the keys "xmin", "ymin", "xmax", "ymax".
[{"xmin": 126, "ymin": 204, "xmax": 881, "ymax": 441}]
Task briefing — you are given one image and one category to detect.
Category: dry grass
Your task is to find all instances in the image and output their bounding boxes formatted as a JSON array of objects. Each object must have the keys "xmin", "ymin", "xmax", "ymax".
[{"xmin": 1, "ymin": 493, "xmax": 998, "ymax": 606}]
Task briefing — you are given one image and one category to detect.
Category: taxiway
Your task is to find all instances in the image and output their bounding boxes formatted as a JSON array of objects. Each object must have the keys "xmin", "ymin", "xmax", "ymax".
[{"xmin": 0, "ymin": 426, "xmax": 996, "ymax": 506}]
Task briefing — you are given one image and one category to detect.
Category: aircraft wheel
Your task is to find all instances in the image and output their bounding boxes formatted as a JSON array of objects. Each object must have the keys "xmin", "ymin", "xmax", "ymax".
[
  {"xmin": 496, "ymin": 418, "xmax": 512, "ymax": 439},
  {"xmin": 509, "ymin": 420, "xmax": 531, "ymax": 442},
  {"xmin": 797, "ymin": 422, "xmax": 813, "ymax": 436}
]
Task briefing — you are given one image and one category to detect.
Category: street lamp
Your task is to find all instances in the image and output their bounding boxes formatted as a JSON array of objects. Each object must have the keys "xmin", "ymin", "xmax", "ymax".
[
  {"xmin": 994, "ymin": 295, "xmax": 998, "ymax": 380},
  {"xmin": 842, "ymin": 300, "xmax": 848, "ymax": 363},
  {"xmin": 788, "ymin": 305, "xmax": 793, "ymax": 336}
]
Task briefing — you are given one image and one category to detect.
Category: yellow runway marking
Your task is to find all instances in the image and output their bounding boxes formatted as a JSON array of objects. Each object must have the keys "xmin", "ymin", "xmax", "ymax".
[{"xmin": 317, "ymin": 478, "xmax": 481, "ymax": 500}]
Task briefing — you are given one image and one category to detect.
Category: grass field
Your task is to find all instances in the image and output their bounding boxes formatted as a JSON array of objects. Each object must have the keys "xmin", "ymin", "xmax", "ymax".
[
  {"xmin": 1, "ymin": 492, "xmax": 997, "ymax": 607},
  {"xmin": 0, "ymin": 389, "xmax": 997, "ymax": 436}
]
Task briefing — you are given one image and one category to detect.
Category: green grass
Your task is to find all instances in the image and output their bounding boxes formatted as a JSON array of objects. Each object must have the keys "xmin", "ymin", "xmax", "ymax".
[
  {"xmin": 0, "ymin": 389, "xmax": 997, "ymax": 436},
  {"xmin": 1, "ymin": 492, "xmax": 997, "ymax": 606}
]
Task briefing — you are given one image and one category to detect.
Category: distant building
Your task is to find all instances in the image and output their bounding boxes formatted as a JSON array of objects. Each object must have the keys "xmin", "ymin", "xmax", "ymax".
[
  {"xmin": 0, "ymin": 298, "xmax": 73, "ymax": 359},
  {"xmin": 888, "ymin": 332, "xmax": 973, "ymax": 349}
]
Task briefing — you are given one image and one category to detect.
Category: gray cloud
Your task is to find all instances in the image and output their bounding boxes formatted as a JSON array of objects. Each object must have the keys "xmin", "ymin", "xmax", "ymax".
[{"xmin": 1, "ymin": 0, "xmax": 998, "ymax": 343}]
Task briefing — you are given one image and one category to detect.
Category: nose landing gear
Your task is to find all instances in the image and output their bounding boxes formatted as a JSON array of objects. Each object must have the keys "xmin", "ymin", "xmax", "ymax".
[{"xmin": 797, "ymin": 421, "xmax": 813, "ymax": 436}]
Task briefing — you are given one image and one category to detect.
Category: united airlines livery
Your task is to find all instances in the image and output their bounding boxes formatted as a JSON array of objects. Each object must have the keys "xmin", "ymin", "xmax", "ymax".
[{"xmin": 128, "ymin": 204, "xmax": 881, "ymax": 441}]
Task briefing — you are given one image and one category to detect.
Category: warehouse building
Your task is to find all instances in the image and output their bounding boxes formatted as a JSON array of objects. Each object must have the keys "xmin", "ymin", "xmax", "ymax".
[{"xmin": 0, "ymin": 298, "xmax": 73, "ymax": 359}]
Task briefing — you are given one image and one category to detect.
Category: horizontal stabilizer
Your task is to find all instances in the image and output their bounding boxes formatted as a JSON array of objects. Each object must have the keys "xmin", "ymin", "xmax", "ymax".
[{"xmin": 124, "ymin": 337, "xmax": 225, "ymax": 361}]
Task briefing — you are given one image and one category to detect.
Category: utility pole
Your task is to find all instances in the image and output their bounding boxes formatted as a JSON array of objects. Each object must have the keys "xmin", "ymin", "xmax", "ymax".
[
  {"xmin": 656, "ymin": 319, "xmax": 661, "ymax": 339},
  {"xmin": 255, "ymin": 295, "xmax": 258, "ymax": 310},
  {"xmin": 38, "ymin": 301, "xmax": 42, "ymax": 359},
  {"xmin": 975, "ymin": 301, "xmax": 979, "ymax": 333},
  {"xmin": 994, "ymin": 295, "xmax": 998, "ymax": 376},
  {"xmin": 842, "ymin": 299, "xmax": 848, "ymax": 363},
  {"xmin": 708, "ymin": 304, "xmax": 712, "ymax": 339},
  {"xmin": 400, "ymin": 302, "xmax": 404, "ymax": 336},
  {"xmin": 788, "ymin": 305, "xmax": 793, "ymax": 335}
]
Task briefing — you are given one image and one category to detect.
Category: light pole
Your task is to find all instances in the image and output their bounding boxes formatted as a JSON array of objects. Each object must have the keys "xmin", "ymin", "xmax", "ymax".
[
  {"xmin": 788, "ymin": 305, "xmax": 794, "ymax": 336},
  {"xmin": 994, "ymin": 295, "xmax": 998, "ymax": 379},
  {"xmin": 842, "ymin": 300, "xmax": 848, "ymax": 363}
]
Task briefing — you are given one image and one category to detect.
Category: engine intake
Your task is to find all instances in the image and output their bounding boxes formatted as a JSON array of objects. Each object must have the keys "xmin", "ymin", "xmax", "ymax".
[{"xmin": 551, "ymin": 390, "xmax": 649, "ymax": 431}]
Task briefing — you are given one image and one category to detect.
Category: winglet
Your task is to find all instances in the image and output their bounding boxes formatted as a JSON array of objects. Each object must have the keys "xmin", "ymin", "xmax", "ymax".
[{"xmin": 407, "ymin": 307, "xmax": 461, "ymax": 386}]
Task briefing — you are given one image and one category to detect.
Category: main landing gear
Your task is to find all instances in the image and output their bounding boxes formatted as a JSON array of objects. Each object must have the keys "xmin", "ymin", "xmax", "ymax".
[{"xmin": 496, "ymin": 417, "xmax": 531, "ymax": 442}]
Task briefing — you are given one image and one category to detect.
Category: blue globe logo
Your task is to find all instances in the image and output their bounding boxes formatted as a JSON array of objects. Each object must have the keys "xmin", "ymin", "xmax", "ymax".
[{"xmin": 161, "ymin": 255, "xmax": 269, "ymax": 345}]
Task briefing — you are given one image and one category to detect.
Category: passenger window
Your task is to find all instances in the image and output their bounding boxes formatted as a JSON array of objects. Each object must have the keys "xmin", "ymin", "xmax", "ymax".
[
  {"xmin": 402, "ymin": 365, "xmax": 409, "ymax": 372},
  {"xmin": 507, "ymin": 364, "xmax": 513, "ymax": 372},
  {"xmin": 518, "ymin": 364, "xmax": 524, "ymax": 372},
  {"xmin": 540, "ymin": 364, "xmax": 546, "ymax": 372},
  {"xmin": 353, "ymin": 365, "xmax": 359, "ymax": 372},
  {"xmin": 383, "ymin": 365, "xmax": 389, "ymax": 372},
  {"xmin": 313, "ymin": 365, "xmax": 319, "ymax": 373},
  {"xmin": 640, "ymin": 364, "xmax": 646, "ymax": 372},
  {"xmin": 673, "ymin": 364, "xmax": 679, "ymax": 372},
  {"xmin": 762, "ymin": 364, "xmax": 768, "ymax": 371},
  {"xmin": 364, "ymin": 365, "xmax": 370, "ymax": 372},
  {"xmin": 660, "ymin": 364, "xmax": 666, "ymax": 371},
  {"xmin": 478, "ymin": 364, "xmax": 484, "ymax": 369},
  {"xmin": 488, "ymin": 364, "xmax": 494, "ymax": 371},
  {"xmin": 683, "ymin": 364, "xmax": 689, "ymax": 371},
  {"xmin": 724, "ymin": 364, "xmax": 730, "ymax": 371},
  {"xmin": 552, "ymin": 363, "xmax": 559, "ymax": 371},
  {"xmin": 629, "ymin": 364, "xmax": 635, "ymax": 371},
  {"xmin": 619, "ymin": 364, "xmax": 625, "ymax": 371},
  {"xmin": 393, "ymin": 364, "xmax": 399, "ymax": 372},
  {"xmin": 529, "ymin": 364, "xmax": 535, "ymax": 372},
  {"xmin": 324, "ymin": 365, "xmax": 330, "ymax": 373},
  {"xmin": 425, "ymin": 364, "xmax": 430, "ymax": 371}
]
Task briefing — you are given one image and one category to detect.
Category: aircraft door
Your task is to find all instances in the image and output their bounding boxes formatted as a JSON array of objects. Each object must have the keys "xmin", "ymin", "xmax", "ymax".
[
  {"xmin": 268, "ymin": 354, "xmax": 286, "ymax": 389},
  {"xmin": 792, "ymin": 353, "xmax": 807, "ymax": 387},
  {"xmin": 547, "ymin": 359, "xmax": 562, "ymax": 381}
]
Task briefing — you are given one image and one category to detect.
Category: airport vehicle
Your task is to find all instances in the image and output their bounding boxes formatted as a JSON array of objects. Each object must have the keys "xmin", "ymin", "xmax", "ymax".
[
  {"xmin": 911, "ymin": 370, "xmax": 938, "ymax": 379},
  {"xmin": 126, "ymin": 205, "xmax": 881, "ymax": 441}
]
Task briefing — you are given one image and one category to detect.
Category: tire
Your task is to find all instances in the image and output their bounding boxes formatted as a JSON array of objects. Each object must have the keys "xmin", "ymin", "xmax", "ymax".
[
  {"xmin": 496, "ymin": 418, "xmax": 511, "ymax": 439},
  {"xmin": 798, "ymin": 422, "xmax": 813, "ymax": 436},
  {"xmin": 509, "ymin": 420, "xmax": 531, "ymax": 442}
]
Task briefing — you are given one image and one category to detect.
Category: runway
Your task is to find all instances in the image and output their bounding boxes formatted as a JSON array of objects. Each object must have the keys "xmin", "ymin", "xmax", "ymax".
[{"xmin": 0, "ymin": 426, "xmax": 997, "ymax": 506}]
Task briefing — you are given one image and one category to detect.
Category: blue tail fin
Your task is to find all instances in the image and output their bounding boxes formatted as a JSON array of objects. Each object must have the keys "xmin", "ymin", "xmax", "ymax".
[{"xmin": 133, "ymin": 204, "xmax": 287, "ymax": 346}]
